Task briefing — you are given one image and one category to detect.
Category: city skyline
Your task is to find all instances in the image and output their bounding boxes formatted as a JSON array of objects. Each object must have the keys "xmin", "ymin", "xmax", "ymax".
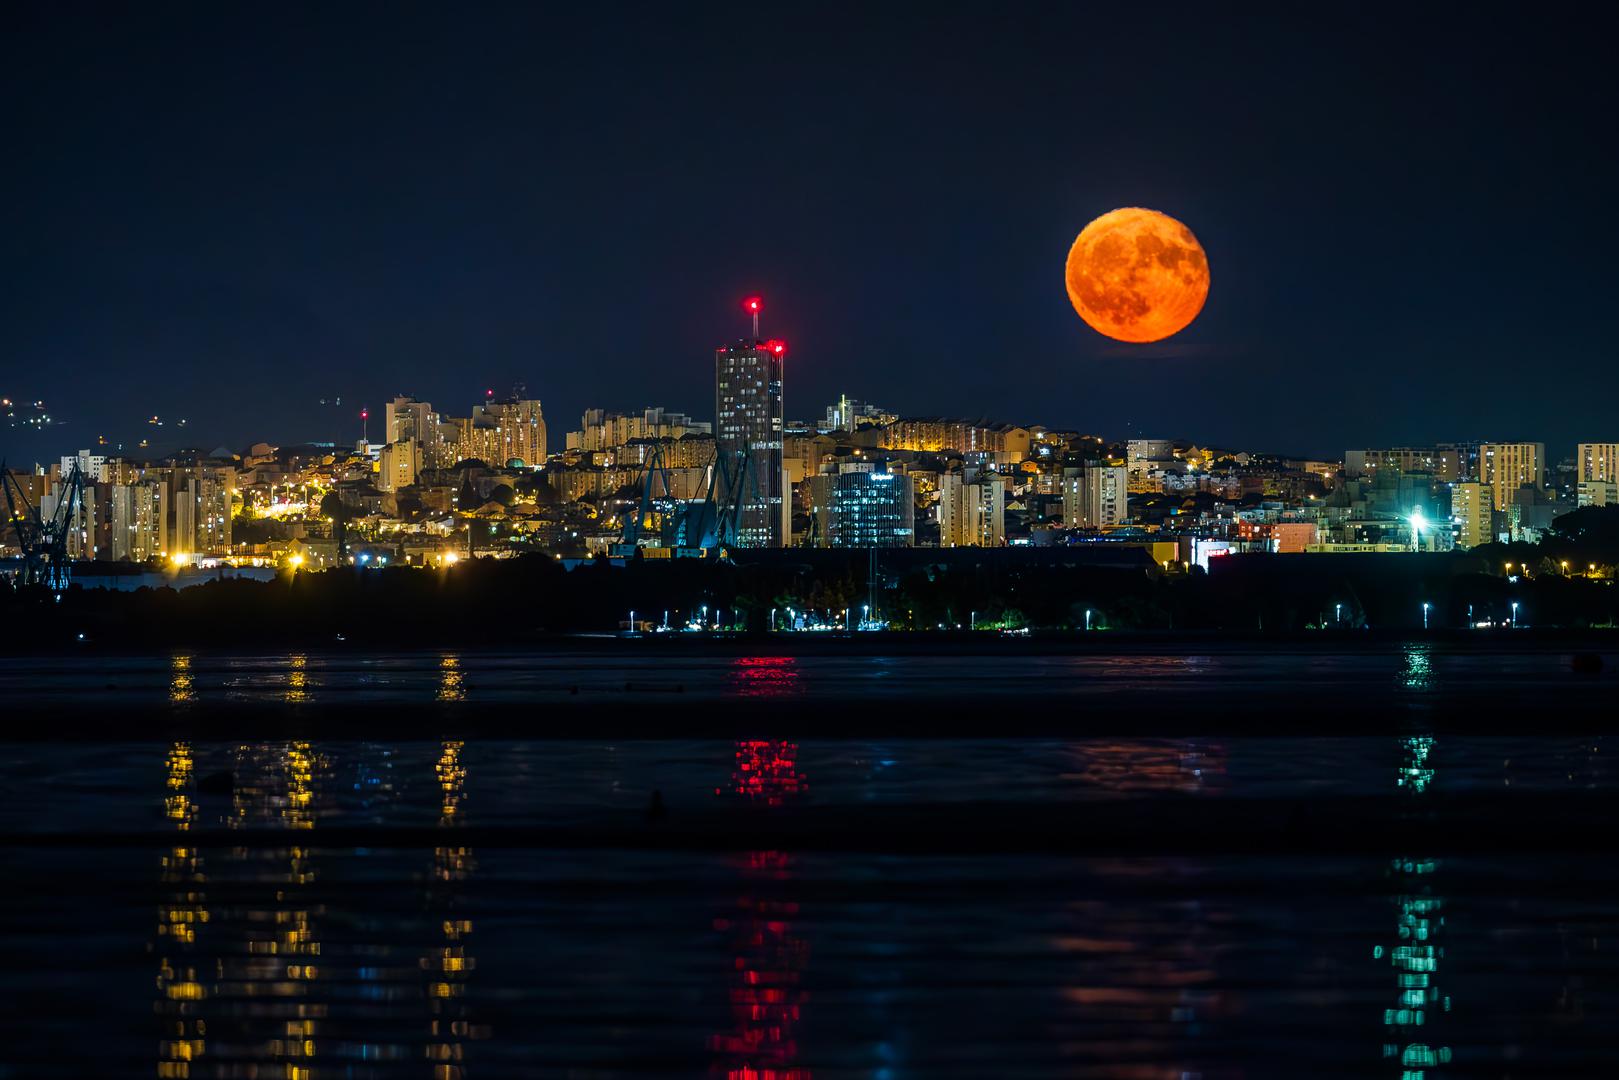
[
  {"xmin": 5, "ymin": 286, "xmax": 1617, "ymax": 466},
  {"xmin": 7, "ymin": 9, "xmax": 1619, "ymax": 1079},
  {"xmin": 5, "ymin": 377, "xmax": 1611, "ymax": 474},
  {"xmin": 6, "ymin": 7, "xmax": 1619, "ymax": 464}
]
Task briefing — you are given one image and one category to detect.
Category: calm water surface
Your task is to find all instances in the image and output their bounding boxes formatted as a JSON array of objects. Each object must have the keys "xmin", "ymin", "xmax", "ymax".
[{"xmin": 2, "ymin": 646, "xmax": 1616, "ymax": 1077}]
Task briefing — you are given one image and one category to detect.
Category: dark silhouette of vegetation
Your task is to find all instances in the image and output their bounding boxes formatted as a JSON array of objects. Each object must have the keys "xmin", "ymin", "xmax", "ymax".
[{"xmin": 2, "ymin": 540, "xmax": 1614, "ymax": 651}]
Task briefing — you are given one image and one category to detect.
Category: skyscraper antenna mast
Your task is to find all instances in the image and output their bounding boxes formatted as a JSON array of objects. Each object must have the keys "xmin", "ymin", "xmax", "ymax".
[{"xmin": 745, "ymin": 296, "xmax": 761, "ymax": 340}]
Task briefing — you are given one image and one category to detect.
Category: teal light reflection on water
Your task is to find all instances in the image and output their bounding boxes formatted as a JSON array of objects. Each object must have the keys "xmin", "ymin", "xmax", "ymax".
[
  {"xmin": 1382, "ymin": 730, "xmax": 1451, "ymax": 1077},
  {"xmin": 1400, "ymin": 645, "xmax": 1434, "ymax": 692}
]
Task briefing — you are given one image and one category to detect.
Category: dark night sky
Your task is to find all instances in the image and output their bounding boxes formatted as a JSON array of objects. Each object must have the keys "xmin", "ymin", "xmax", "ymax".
[{"xmin": 3, "ymin": 4, "xmax": 1616, "ymax": 464}]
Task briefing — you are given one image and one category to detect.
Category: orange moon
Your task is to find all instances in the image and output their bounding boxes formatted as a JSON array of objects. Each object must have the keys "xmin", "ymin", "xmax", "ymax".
[{"xmin": 1065, "ymin": 208, "xmax": 1209, "ymax": 343}]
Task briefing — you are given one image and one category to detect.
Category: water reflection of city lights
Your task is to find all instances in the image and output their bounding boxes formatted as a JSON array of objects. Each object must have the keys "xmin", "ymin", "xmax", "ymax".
[
  {"xmin": 728, "ymin": 656, "xmax": 804, "ymax": 698},
  {"xmin": 1396, "ymin": 736, "xmax": 1435, "ymax": 795},
  {"xmin": 164, "ymin": 741, "xmax": 196, "ymax": 828},
  {"xmin": 156, "ymin": 740, "xmax": 207, "ymax": 1077},
  {"xmin": 713, "ymin": 737, "xmax": 812, "ymax": 1079},
  {"xmin": 1399, "ymin": 645, "xmax": 1434, "ymax": 692},
  {"xmin": 728, "ymin": 740, "xmax": 807, "ymax": 806},
  {"xmin": 430, "ymin": 738, "xmax": 479, "ymax": 1069},
  {"xmin": 284, "ymin": 741, "xmax": 316, "ymax": 829},
  {"xmin": 148, "ymin": 742, "xmax": 496, "ymax": 1076},
  {"xmin": 1060, "ymin": 739, "xmax": 1225, "ymax": 795},
  {"xmin": 438, "ymin": 740, "xmax": 467, "ymax": 822},
  {"xmin": 709, "ymin": 880, "xmax": 813, "ymax": 1080},
  {"xmin": 284, "ymin": 653, "xmax": 312, "ymax": 704},
  {"xmin": 1380, "ymin": 732, "xmax": 1452, "ymax": 1077},
  {"xmin": 169, "ymin": 654, "xmax": 196, "ymax": 704},
  {"xmin": 437, "ymin": 654, "xmax": 467, "ymax": 702}
]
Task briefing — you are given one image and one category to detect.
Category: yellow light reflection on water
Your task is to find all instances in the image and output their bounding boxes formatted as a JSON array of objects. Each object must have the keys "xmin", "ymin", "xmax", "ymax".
[
  {"xmin": 157, "ymin": 740, "xmax": 209, "ymax": 1077},
  {"xmin": 437, "ymin": 740, "xmax": 466, "ymax": 822},
  {"xmin": 151, "ymin": 741, "xmax": 496, "ymax": 1076},
  {"xmin": 437, "ymin": 655, "xmax": 466, "ymax": 703},
  {"xmin": 431, "ymin": 739, "xmax": 477, "ymax": 1070},
  {"xmin": 170, "ymin": 655, "xmax": 196, "ymax": 704},
  {"xmin": 165, "ymin": 742, "xmax": 195, "ymax": 828},
  {"xmin": 284, "ymin": 742, "xmax": 315, "ymax": 830},
  {"xmin": 285, "ymin": 654, "xmax": 311, "ymax": 705}
]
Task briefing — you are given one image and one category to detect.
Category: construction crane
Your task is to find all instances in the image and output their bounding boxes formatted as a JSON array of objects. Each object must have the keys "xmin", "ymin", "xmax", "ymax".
[
  {"xmin": 709, "ymin": 449, "xmax": 758, "ymax": 551},
  {"xmin": 618, "ymin": 442, "xmax": 682, "ymax": 549},
  {"xmin": 614, "ymin": 444, "xmax": 754, "ymax": 555},
  {"xmin": 1, "ymin": 460, "xmax": 85, "ymax": 591}
]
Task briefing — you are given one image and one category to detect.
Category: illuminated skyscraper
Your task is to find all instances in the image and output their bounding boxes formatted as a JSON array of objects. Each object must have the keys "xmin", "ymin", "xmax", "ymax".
[
  {"xmin": 108, "ymin": 481, "xmax": 168, "ymax": 560},
  {"xmin": 1577, "ymin": 442, "xmax": 1619, "ymax": 507},
  {"xmin": 809, "ymin": 461, "xmax": 915, "ymax": 548},
  {"xmin": 174, "ymin": 470, "xmax": 234, "ymax": 556},
  {"xmin": 714, "ymin": 338, "xmax": 788, "ymax": 547},
  {"xmin": 1449, "ymin": 481, "xmax": 1493, "ymax": 550},
  {"xmin": 1062, "ymin": 463, "xmax": 1128, "ymax": 528},
  {"xmin": 384, "ymin": 395, "xmax": 436, "ymax": 444},
  {"xmin": 1346, "ymin": 445, "xmax": 1472, "ymax": 484},
  {"xmin": 460, "ymin": 397, "xmax": 547, "ymax": 467},
  {"xmin": 377, "ymin": 439, "xmax": 419, "ymax": 492},
  {"xmin": 1577, "ymin": 442, "xmax": 1619, "ymax": 484},
  {"xmin": 1479, "ymin": 442, "xmax": 1543, "ymax": 511},
  {"xmin": 937, "ymin": 469, "xmax": 1006, "ymax": 547}
]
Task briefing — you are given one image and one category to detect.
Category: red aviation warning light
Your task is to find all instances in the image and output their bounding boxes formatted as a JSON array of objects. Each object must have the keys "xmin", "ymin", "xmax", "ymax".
[
  {"xmin": 766, "ymin": 339, "xmax": 786, "ymax": 355},
  {"xmin": 743, "ymin": 296, "xmax": 762, "ymax": 337}
]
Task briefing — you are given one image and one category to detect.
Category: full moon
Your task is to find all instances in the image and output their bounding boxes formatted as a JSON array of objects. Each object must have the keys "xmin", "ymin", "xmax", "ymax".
[{"xmin": 1065, "ymin": 208, "xmax": 1209, "ymax": 343}]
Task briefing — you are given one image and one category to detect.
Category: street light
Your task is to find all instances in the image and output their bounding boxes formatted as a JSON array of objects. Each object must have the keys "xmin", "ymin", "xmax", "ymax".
[
  {"xmin": 1422, "ymin": 601, "xmax": 1431, "ymax": 630},
  {"xmin": 1335, "ymin": 602, "xmax": 1343, "ymax": 625},
  {"xmin": 1511, "ymin": 601, "xmax": 1520, "ymax": 629},
  {"xmin": 1085, "ymin": 608, "xmax": 1093, "ymax": 631}
]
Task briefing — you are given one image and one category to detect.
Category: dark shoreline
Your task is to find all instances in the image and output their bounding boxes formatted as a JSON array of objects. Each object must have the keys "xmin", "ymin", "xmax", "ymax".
[{"xmin": 9, "ymin": 625, "xmax": 1618, "ymax": 656}]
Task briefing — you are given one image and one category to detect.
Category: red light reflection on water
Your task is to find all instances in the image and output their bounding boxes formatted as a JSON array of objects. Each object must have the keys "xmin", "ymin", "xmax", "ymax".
[
  {"xmin": 724, "ymin": 660, "xmax": 807, "ymax": 806},
  {"xmin": 728, "ymin": 656, "xmax": 804, "ymax": 699},
  {"xmin": 708, "ymin": 877, "xmax": 811, "ymax": 1080},
  {"xmin": 728, "ymin": 740, "xmax": 807, "ymax": 805},
  {"xmin": 711, "ymin": 713, "xmax": 811, "ymax": 1078}
]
